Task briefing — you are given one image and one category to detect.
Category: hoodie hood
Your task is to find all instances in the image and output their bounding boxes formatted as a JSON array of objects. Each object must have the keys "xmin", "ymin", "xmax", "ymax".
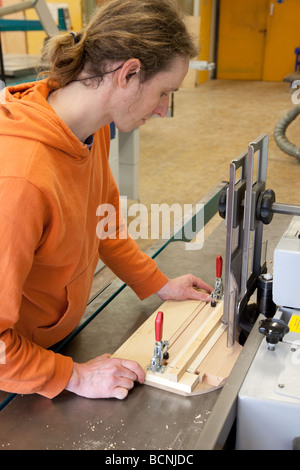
[{"xmin": 0, "ymin": 80, "xmax": 90, "ymax": 160}]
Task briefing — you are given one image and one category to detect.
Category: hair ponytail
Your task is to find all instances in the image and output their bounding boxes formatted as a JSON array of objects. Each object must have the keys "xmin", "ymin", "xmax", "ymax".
[
  {"xmin": 39, "ymin": 30, "xmax": 87, "ymax": 88},
  {"xmin": 39, "ymin": 0, "xmax": 198, "ymax": 90}
]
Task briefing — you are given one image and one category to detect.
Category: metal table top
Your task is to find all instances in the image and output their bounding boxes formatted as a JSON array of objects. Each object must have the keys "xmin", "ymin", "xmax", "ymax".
[{"xmin": 0, "ymin": 212, "xmax": 292, "ymax": 450}]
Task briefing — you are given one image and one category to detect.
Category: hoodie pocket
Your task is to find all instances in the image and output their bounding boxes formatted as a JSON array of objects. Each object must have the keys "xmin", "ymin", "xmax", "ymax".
[{"xmin": 33, "ymin": 251, "xmax": 99, "ymax": 348}]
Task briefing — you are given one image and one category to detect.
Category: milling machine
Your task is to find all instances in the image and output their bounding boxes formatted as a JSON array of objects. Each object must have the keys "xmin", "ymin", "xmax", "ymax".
[{"xmin": 218, "ymin": 134, "xmax": 300, "ymax": 450}]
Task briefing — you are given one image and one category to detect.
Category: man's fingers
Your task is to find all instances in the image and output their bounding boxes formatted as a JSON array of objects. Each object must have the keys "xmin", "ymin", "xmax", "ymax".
[
  {"xmin": 66, "ymin": 356, "xmax": 145, "ymax": 400},
  {"xmin": 187, "ymin": 286, "xmax": 212, "ymax": 301},
  {"xmin": 97, "ymin": 356, "xmax": 144, "ymax": 384},
  {"xmin": 191, "ymin": 275, "xmax": 213, "ymax": 293},
  {"xmin": 119, "ymin": 359, "xmax": 145, "ymax": 384},
  {"xmin": 188, "ymin": 287, "xmax": 213, "ymax": 302},
  {"xmin": 112, "ymin": 373, "xmax": 141, "ymax": 400},
  {"xmin": 113, "ymin": 386, "xmax": 129, "ymax": 400}
]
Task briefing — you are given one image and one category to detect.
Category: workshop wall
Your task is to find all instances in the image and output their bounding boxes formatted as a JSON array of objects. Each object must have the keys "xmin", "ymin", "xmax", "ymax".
[
  {"xmin": 1, "ymin": 0, "xmax": 27, "ymax": 54},
  {"xmin": 2, "ymin": 0, "xmax": 298, "ymax": 82},
  {"xmin": 217, "ymin": 0, "xmax": 300, "ymax": 81},
  {"xmin": 198, "ymin": 0, "xmax": 216, "ymax": 84},
  {"xmin": 25, "ymin": 0, "xmax": 83, "ymax": 56},
  {"xmin": 262, "ymin": 0, "xmax": 300, "ymax": 81}
]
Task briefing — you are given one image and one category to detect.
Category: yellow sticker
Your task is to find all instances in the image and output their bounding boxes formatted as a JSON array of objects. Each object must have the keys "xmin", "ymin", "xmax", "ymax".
[{"xmin": 288, "ymin": 315, "xmax": 300, "ymax": 333}]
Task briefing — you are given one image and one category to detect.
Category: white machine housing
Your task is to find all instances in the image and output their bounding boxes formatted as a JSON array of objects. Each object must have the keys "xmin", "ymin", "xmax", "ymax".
[
  {"xmin": 273, "ymin": 216, "xmax": 300, "ymax": 309},
  {"xmin": 236, "ymin": 216, "xmax": 300, "ymax": 450}
]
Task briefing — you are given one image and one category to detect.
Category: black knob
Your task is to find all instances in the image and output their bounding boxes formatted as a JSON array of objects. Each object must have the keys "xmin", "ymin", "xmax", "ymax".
[
  {"xmin": 218, "ymin": 189, "xmax": 227, "ymax": 220},
  {"xmin": 259, "ymin": 318, "xmax": 289, "ymax": 350},
  {"xmin": 256, "ymin": 189, "xmax": 276, "ymax": 225}
]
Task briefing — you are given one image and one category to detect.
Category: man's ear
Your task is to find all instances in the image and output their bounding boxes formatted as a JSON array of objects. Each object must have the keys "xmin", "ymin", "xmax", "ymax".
[{"xmin": 117, "ymin": 59, "xmax": 141, "ymax": 87}]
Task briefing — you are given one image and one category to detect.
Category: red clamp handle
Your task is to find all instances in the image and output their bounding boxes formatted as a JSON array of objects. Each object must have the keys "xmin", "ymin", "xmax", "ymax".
[
  {"xmin": 155, "ymin": 311, "xmax": 163, "ymax": 342},
  {"xmin": 216, "ymin": 255, "xmax": 223, "ymax": 278}
]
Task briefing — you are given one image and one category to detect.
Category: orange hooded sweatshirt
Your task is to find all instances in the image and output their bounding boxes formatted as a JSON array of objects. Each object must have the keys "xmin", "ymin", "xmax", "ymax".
[{"xmin": 0, "ymin": 80, "xmax": 168, "ymax": 398}]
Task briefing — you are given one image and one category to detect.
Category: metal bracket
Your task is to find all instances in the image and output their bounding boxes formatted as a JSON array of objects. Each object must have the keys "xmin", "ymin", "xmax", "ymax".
[{"xmin": 223, "ymin": 134, "xmax": 269, "ymax": 347}]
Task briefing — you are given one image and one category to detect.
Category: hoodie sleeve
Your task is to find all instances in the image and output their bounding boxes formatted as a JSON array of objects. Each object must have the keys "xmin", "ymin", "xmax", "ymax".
[
  {"xmin": 97, "ymin": 171, "xmax": 169, "ymax": 300},
  {"xmin": 0, "ymin": 177, "xmax": 73, "ymax": 398}
]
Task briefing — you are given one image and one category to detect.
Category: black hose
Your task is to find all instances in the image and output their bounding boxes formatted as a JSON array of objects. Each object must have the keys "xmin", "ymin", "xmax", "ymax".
[{"xmin": 274, "ymin": 104, "xmax": 300, "ymax": 162}]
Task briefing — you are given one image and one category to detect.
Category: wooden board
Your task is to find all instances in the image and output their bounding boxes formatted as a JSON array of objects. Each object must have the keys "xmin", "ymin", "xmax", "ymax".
[{"xmin": 112, "ymin": 299, "xmax": 242, "ymax": 396}]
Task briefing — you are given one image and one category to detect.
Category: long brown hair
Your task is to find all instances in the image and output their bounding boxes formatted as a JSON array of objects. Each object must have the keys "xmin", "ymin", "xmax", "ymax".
[{"xmin": 40, "ymin": 0, "xmax": 198, "ymax": 89}]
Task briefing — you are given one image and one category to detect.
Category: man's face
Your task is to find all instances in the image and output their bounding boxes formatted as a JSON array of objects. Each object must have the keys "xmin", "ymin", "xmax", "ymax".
[{"xmin": 113, "ymin": 56, "xmax": 189, "ymax": 133}]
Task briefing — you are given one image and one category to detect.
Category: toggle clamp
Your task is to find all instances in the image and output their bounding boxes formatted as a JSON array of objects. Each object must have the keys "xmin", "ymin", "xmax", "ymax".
[
  {"xmin": 211, "ymin": 255, "xmax": 224, "ymax": 307},
  {"xmin": 148, "ymin": 311, "xmax": 169, "ymax": 374}
]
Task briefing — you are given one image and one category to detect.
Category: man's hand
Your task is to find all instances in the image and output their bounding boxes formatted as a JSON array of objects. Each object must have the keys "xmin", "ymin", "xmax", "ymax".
[
  {"xmin": 65, "ymin": 354, "xmax": 145, "ymax": 400},
  {"xmin": 156, "ymin": 274, "xmax": 213, "ymax": 302}
]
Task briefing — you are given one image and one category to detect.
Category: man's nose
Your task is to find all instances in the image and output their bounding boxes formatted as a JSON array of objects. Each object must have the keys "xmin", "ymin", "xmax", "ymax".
[{"xmin": 153, "ymin": 96, "xmax": 170, "ymax": 118}]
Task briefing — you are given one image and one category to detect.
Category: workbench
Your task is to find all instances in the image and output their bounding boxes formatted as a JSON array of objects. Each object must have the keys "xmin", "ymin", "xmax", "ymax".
[{"xmin": 0, "ymin": 183, "xmax": 292, "ymax": 451}]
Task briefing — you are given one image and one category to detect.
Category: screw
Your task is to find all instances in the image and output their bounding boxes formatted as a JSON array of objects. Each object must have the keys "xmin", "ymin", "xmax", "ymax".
[{"xmin": 278, "ymin": 383, "xmax": 285, "ymax": 389}]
